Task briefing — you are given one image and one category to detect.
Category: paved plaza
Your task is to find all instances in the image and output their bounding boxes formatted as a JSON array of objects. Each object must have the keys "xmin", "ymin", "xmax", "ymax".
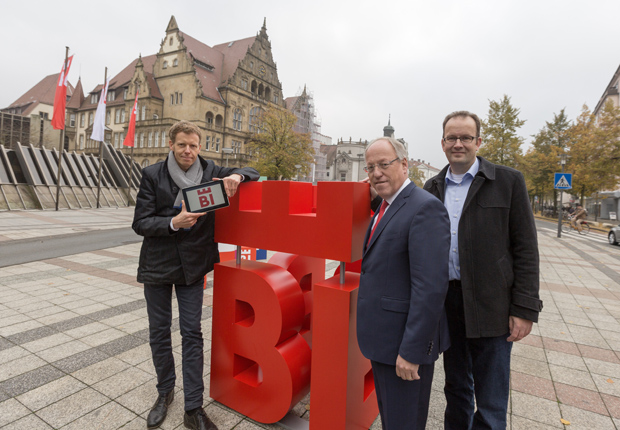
[{"xmin": 1, "ymin": 207, "xmax": 620, "ymax": 429}]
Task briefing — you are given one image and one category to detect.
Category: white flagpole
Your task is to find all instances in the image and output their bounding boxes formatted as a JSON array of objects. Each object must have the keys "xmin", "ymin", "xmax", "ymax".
[{"xmin": 95, "ymin": 67, "xmax": 108, "ymax": 208}]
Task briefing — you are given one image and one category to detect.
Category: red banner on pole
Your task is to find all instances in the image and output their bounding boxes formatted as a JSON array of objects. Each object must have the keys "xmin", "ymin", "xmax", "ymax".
[
  {"xmin": 123, "ymin": 90, "xmax": 139, "ymax": 147},
  {"xmin": 51, "ymin": 55, "xmax": 74, "ymax": 130}
]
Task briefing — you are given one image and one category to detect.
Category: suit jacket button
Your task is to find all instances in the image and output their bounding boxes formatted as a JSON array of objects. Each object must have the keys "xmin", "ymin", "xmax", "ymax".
[
  {"xmin": 360, "ymin": 270, "xmax": 365, "ymax": 275},
  {"xmin": 172, "ymin": 187, "xmax": 178, "ymax": 192}
]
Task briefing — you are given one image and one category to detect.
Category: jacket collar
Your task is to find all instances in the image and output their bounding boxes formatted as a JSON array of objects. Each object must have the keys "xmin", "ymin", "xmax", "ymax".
[
  {"xmin": 364, "ymin": 182, "xmax": 416, "ymax": 253},
  {"xmin": 434, "ymin": 156, "xmax": 496, "ymax": 184}
]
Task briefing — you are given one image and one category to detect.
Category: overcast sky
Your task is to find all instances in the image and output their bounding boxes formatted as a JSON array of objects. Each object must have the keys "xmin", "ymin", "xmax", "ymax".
[{"xmin": 2, "ymin": 0, "xmax": 618, "ymax": 168}]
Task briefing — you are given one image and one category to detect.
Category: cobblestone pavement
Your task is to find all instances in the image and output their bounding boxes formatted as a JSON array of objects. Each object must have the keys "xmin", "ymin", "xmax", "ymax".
[{"xmin": 1, "ymin": 208, "xmax": 620, "ymax": 429}]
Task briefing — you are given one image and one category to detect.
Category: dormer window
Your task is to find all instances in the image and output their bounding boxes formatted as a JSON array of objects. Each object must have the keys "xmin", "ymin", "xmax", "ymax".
[{"xmin": 170, "ymin": 37, "xmax": 173, "ymax": 46}]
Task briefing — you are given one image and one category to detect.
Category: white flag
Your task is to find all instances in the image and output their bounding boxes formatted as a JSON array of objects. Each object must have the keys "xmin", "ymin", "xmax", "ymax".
[{"xmin": 91, "ymin": 78, "xmax": 110, "ymax": 142}]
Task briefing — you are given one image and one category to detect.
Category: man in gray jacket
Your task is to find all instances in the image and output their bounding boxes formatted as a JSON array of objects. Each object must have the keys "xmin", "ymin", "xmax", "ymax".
[
  {"xmin": 133, "ymin": 120, "xmax": 258, "ymax": 430},
  {"xmin": 424, "ymin": 111, "xmax": 542, "ymax": 430}
]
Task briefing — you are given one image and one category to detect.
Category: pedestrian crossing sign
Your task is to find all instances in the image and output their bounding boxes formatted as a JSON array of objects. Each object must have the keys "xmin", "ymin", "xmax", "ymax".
[{"xmin": 554, "ymin": 173, "xmax": 572, "ymax": 189}]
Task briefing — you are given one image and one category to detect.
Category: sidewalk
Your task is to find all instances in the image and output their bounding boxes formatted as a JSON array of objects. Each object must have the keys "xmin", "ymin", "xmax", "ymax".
[{"xmin": 1, "ymin": 209, "xmax": 620, "ymax": 429}]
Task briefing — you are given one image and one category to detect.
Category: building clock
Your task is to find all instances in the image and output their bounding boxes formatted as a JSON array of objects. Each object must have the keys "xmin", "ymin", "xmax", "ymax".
[{"xmin": 259, "ymin": 65, "xmax": 266, "ymax": 77}]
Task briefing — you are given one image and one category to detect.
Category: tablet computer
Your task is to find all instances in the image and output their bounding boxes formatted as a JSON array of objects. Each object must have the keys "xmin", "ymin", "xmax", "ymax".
[{"xmin": 182, "ymin": 180, "xmax": 230, "ymax": 213}]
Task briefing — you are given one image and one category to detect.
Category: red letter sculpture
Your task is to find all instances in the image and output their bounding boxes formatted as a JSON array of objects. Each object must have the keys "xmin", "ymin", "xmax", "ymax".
[{"xmin": 211, "ymin": 181, "xmax": 378, "ymax": 428}]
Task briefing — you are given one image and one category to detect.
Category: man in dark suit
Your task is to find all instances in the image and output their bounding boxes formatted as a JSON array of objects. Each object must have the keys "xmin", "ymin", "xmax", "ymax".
[
  {"xmin": 357, "ymin": 137, "xmax": 451, "ymax": 429},
  {"xmin": 424, "ymin": 111, "xmax": 542, "ymax": 429},
  {"xmin": 133, "ymin": 120, "xmax": 258, "ymax": 430}
]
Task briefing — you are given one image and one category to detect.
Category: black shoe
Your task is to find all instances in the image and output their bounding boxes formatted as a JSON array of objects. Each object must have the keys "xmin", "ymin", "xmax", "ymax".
[
  {"xmin": 183, "ymin": 407, "xmax": 218, "ymax": 430},
  {"xmin": 146, "ymin": 390, "xmax": 174, "ymax": 428}
]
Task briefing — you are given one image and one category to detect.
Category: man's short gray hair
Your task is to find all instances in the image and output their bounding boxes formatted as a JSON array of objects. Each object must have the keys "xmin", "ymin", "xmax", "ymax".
[{"xmin": 365, "ymin": 137, "xmax": 408, "ymax": 160}]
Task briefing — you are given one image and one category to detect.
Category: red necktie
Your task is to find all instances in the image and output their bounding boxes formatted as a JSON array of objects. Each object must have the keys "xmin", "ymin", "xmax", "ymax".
[{"xmin": 368, "ymin": 200, "xmax": 388, "ymax": 246}]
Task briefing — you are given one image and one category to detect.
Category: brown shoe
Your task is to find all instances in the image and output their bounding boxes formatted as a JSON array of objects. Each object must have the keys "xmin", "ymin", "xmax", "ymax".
[
  {"xmin": 183, "ymin": 407, "xmax": 218, "ymax": 430},
  {"xmin": 147, "ymin": 390, "xmax": 174, "ymax": 428}
]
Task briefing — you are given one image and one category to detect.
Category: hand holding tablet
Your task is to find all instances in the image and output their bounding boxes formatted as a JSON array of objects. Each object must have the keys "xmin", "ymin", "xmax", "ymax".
[{"xmin": 182, "ymin": 180, "xmax": 230, "ymax": 213}]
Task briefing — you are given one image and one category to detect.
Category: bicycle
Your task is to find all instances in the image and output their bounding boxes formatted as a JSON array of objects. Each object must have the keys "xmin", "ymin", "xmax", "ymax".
[{"xmin": 562, "ymin": 216, "xmax": 590, "ymax": 235}]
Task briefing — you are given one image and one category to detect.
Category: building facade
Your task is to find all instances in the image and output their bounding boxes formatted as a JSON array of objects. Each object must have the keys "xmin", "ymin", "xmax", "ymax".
[
  {"xmin": 323, "ymin": 119, "xmax": 410, "ymax": 182},
  {"xmin": 584, "ymin": 63, "xmax": 620, "ymax": 220},
  {"xmin": 72, "ymin": 16, "xmax": 286, "ymax": 168},
  {"xmin": 1, "ymin": 73, "xmax": 83, "ymax": 151}
]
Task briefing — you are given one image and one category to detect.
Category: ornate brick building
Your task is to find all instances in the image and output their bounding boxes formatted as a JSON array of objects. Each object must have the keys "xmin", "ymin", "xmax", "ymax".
[{"xmin": 74, "ymin": 16, "xmax": 286, "ymax": 168}]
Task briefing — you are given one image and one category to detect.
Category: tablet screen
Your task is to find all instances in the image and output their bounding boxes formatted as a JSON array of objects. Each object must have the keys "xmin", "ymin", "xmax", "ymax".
[{"xmin": 182, "ymin": 180, "xmax": 230, "ymax": 213}]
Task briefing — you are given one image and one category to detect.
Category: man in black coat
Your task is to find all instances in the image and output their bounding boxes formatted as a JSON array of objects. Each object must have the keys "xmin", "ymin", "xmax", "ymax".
[
  {"xmin": 424, "ymin": 111, "xmax": 542, "ymax": 430},
  {"xmin": 133, "ymin": 120, "xmax": 259, "ymax": 430}
]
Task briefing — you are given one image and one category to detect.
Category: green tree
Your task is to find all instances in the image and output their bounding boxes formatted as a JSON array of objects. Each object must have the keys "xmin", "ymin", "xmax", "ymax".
[
  {"xmin": 479, "ymin": 95, "xmax": 526, "ymax": 169},
  {"xmin": 568, "ymin": 101, "xmax": 620, "ymax": 210},
  {"xmin": 522, "ymin": 109, "xmax": 571, "ymax": 213},
  {"xmin": 408, "ymin": 165, "xmax": 425, "ymax": 187},
  {"xmin": 247, "ymin": 107, "xmax": 314, "ymax": 180},
  {"xmin": 567, "ymin": 105, "xmax": 597, "ymax": 204}
]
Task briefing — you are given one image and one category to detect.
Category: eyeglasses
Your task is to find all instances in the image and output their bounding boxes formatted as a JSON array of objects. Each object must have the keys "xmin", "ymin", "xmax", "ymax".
[
  {"xmin": 443, "ymin": 136, "xmax": 476, "ymax": 144},
  {"xmin": 364, "ymin": 157, "xmax": 400, "ymax": 173}
]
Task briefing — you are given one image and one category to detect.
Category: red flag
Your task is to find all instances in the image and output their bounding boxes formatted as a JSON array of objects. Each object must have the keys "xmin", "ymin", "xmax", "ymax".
[
  {"xmin": 51, "ymin": 55, "xmax": 74, "ymax": 130},
  {"xmin": 123, "ymin": 90, "xmax": 139, "ymax": 147}
]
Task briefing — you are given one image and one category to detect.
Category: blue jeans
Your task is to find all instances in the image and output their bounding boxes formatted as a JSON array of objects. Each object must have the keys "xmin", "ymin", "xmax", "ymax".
[
  {"xmin": 443, "ymin": 283, "xmax": 512, "ymax": 430},
  {"xmin": 144, "ymin": 279, "xmax": 205, "ymax": 411}
]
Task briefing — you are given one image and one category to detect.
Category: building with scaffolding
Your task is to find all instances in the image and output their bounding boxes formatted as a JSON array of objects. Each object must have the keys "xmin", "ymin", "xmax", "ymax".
[{"xmin": 285, "ymin": 86, "xmax": 331, "ymax": 183}]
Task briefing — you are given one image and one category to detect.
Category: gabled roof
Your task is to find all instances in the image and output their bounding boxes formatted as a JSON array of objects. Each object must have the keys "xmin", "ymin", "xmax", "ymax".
[
  {"xmin": 594, "ymin": 63, "xmax": 620, "ymax": 116},
  {"xmin": 212, "ymin": 35, "xmax": 256, "ymax": 83},
  {"xmin": 66, "ymin": 78, "xmax": 84, "ymax": 109},
  {"xmin": 285, "ymin": 96, "xmax": 299, "ymax": 111},
  {"xmin": 80, "ymin": 55, "xmax": 162, "ymax": 111},
  {"xmin": 108, "ymin": 55, "xmax": 158, "ymax": 91},
  {"xmin": 409, "ymin": 159, "xmax": 441, "ymax": 171},
  {"xmin": 180, "ymin": 31, "xmax": 225, "ymax": 103},
  {"xmin": 6, "ymin": 74, "xmax": 74, "ymax": 116}
]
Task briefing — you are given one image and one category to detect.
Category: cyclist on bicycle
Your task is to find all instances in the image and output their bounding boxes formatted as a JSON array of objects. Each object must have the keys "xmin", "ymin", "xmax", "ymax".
[{"xmin": 571, "ymin": 204, "xmax": 587, "ymax": 233}]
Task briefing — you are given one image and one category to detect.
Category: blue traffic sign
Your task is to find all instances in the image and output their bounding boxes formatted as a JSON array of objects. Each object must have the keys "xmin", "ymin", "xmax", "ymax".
[{"xmin": 554, "ymin": 173, "xmax": 572, "ymax": 189}]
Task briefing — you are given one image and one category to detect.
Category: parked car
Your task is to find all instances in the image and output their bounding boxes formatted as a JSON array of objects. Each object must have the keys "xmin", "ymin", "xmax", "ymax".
[{"xmin": 609, "ymin": 225, "xmax": 620, "ymax": 246}]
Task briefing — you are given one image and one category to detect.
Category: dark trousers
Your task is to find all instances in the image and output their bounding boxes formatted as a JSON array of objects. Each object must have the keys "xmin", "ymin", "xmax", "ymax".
[
  {"xmin": 371, "ymin": 360, "xmax": 435, "ymax": 430},
  {"xmin": 144, "ymin": 279, "xmax": 205, "ymax": 411},
  {"xmin": 443, "ymin": 282, "xmax": 513, "ymax": 430}
]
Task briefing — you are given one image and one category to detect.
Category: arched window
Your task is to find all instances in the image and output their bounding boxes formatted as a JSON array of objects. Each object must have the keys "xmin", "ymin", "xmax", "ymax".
[
  {"xmin": 173, "ymin": 58, "xmax": 178, "ymax": 67},
  {"xmin": 163, "ymin": 61, "xmax": 168, "ymax": 69},
  {"xmin": 205, "ymin": 111, "xmax": 214, "ymax": 126},
  {"xmin": 251, "ymin": 80, "xmax": 257, "ymax": 94},
  {"xmin": 215, "ymin": 114, "xmax": 223, "ymax": 127},
  {"xmin": 258, "ymin": 83, "xmax": 264, "ymax": 98},
  {"xmin": 249, "ymin": 107, "xmax": 264, "ymax": 133},
  {"xmin": 141, "ymin": 159, "xmax": 150, "ymax": 168},
  {"xmin": 233, "ymin": 109, "xmax": 242, "ymax": 131},
  {"xmin": 265, "ymin": 87, "xmax": 271, "ymax": 102}
]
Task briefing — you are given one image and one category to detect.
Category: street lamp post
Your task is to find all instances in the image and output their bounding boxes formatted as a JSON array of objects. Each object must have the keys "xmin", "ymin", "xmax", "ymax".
[
  {"xmin": 557, "ymin": 153, "xmax": 569, "ymax": 238},
  {"xmin": 294, "ymin": 164, "xmax": 301, "ymax": 181},
  {"xmin": 222, "ymin": 147, "xmax": 233, "ymax": 167}
]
